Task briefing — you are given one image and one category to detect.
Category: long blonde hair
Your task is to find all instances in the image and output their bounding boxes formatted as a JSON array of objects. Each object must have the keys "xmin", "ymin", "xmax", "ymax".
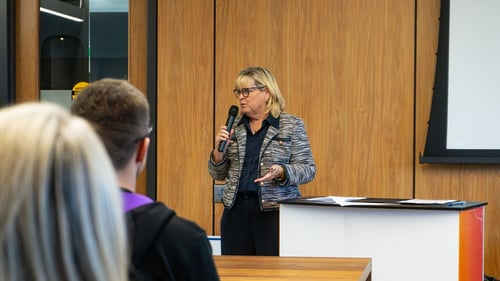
[{"xmin": 0, "ymin": 103, "xmax": 128, "ymax": 281}]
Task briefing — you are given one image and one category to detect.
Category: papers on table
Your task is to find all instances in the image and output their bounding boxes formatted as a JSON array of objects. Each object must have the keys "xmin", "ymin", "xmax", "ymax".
[
  {"xmin": 398, "ymin": 199, "xmax": 457, "ymax": 204},
  {"xmin": 304, "ymin": 196, "xmax": 464, "ymax": 206},
  {"xmin": 398, "ymin": 199, "xmax": 465, "ymax": 206},
  {"xmin": 304, "ymin": 196, "xmax": 371, "ymax": 206}
]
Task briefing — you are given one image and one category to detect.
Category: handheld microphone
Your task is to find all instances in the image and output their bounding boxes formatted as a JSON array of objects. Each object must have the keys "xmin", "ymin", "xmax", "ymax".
[{"xmin": 218, "ymin": 105, "xmax": 239, "ymax": 152}]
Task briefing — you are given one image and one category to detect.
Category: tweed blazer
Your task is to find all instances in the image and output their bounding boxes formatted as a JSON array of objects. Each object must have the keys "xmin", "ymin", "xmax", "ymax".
[{"xmin": 208, "ymin": 112, "xmax": 316, "ymax": 211}]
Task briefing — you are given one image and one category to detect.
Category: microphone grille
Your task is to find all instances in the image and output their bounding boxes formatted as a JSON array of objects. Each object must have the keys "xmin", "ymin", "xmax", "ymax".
[{"xmin": 229, "ymin": 105, "xmax": 239, "ymax": 116}]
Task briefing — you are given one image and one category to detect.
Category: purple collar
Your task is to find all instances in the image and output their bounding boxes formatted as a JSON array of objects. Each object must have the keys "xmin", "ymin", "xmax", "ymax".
[{"xmin": 121, "ymin": 190, "xmax": 154, "ymax": 212}]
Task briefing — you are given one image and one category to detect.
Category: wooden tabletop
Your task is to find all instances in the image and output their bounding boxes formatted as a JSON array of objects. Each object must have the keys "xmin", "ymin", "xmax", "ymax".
[{"xmin": 214, "ymin": 255, "xmax": 372, "ymax": 281}]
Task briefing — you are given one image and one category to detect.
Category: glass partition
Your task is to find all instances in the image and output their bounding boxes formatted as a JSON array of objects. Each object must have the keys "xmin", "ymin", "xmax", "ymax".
[{"xmin": 39, "ymin": 0, "xmax": 128, "ymax": 108}]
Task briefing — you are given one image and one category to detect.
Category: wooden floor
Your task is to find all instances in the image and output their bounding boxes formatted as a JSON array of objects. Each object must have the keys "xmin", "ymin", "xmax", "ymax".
[{"xmin": 214, "ymin": 255, "xmax": 372, "ymax": 281}]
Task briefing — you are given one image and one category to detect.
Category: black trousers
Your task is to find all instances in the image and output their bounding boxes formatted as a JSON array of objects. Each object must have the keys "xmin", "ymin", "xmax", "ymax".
[{"xmin": 220, "ymin": 192, "xmax": 279, "ymax": 256}]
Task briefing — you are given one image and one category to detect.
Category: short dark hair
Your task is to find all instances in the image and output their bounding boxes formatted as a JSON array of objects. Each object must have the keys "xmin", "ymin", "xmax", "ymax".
[{"xmin": 70, "ymin": 78, "xmax": 150, "ymax": 170}]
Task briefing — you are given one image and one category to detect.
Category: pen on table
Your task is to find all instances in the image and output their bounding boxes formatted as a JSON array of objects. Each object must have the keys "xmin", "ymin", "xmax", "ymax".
[{"xmin": 447, "ymin": 200, "xmax": 465, "ymax": 206}]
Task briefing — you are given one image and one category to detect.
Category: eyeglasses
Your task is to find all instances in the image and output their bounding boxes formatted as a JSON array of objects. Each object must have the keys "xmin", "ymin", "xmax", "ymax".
[
  {"xmin": 133, "ymin": 125, "xmax": 153, "ymax": 143},
  {"xmin": 233, "ymin": 86, "xmax": 266, "ymax": 98}
]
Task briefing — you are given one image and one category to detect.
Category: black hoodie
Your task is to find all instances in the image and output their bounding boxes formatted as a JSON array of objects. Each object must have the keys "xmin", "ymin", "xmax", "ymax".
[{"xmin": 126, "ymin": 202, "xmax": 220, "ymax": 281}]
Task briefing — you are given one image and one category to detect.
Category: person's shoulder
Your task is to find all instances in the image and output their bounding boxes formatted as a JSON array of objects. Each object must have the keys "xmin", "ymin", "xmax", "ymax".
[
  {"xmin": 130, "ymin": 202, "xmax": 207, "ymax": 237},
  {"xmin": 127, "ymin": 201, "xmax": 175, "ymax": 220},
  {"xmin": 167, "ymin": 212, "xmax": 208, "ymax": 237},
  {"xmin": 126, "ymin": 202, "xmax": 178, "ymax": 242},
  {"xmin": 146, "ymin": 205, "xmax": 212, "ymax": 260},
  {"xmin": 280, "ymin": 112, "xmax": 300, "ymax": 119},
  {"xmin": 279, "ymin": 112, "xmax": 304, "ymax": 124}
]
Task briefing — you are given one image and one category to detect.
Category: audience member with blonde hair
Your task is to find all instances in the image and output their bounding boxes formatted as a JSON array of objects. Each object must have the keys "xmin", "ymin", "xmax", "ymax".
[{"xmin": 0, "ymin": 102, "xmax": 128, "ymax": 281}]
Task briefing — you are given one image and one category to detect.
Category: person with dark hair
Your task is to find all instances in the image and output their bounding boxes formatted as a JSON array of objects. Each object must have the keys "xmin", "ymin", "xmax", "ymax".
[
  {"xmin": 208, "ymin": 66, "xmax": 316, "ymax": 256},
  {"xmin": 71, "ymin": 78, "xmax": 219, "ymax": 281}
]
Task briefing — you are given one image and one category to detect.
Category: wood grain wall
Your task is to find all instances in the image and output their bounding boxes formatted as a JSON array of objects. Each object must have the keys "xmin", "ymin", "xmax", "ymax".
[
  {"xmin": 156, "ymin": 0, "xmax": 215, "ymax": 231},
  {"xmin": 16, "ymin": 0, "xmax": 39, "ymax": 102},
  {"xmin": 128, "ymin": 0, "xmax": 149, "ymax": 195},
  {"xmin": 14, "ymin": 0, "xmax": 499, "ymax": 277},
  {"xmin": 212, "ymin": 0, "xmax": 415, "ymax": 234},
  {"xmin": 215, "ymin": 0, "xmax": 415, "ymax": 200}
]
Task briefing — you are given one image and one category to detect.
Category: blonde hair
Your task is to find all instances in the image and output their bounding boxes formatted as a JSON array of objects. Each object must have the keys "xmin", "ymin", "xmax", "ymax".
[
  {"xmin": 0, "ymin": 103, "xmax": 128, "ymax": 281},
  {"xmin": 235, "ymin": 66, "xmax": 286, "ymax": 117}
]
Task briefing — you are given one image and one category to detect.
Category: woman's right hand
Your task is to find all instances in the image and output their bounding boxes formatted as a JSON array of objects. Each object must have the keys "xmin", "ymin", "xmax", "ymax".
[{"xmin": 212, "ymin": 125, "xmax": 232, "ymax": 162}]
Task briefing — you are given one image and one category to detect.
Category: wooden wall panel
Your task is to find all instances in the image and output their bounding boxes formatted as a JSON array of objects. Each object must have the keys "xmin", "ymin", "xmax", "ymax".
[
  {"xmin": 16, "ymin": 0, "xmax": 39, "ymax": 102},
  {"xmin": 156, "ymin": 0, "xmax": 215, "ymax": 231},
  {"xmin": 212, "ymin": 0, "xmax": 415, "ymax": 233},
  {"xmin": 216, "ymin": 0, "xmax": 414, "ymax": 198},
  {"xmin": 415, "ymin": 0, "xmax": 500, "ymax": 276},
  {"xmin": 129, "ymin": 0, "xmax": 148, "ymax": 195}
]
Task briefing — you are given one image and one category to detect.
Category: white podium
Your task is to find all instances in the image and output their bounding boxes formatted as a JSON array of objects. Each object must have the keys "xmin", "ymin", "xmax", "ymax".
[{"xmin": 279, "ymin": 197, "xmax": 486, "ymax": 281}]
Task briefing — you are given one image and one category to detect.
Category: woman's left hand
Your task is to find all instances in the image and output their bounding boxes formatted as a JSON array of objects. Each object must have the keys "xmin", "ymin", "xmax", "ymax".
[{"xmin": 254, "ymin": 165, "xmax": 284, "ymax": 183}]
